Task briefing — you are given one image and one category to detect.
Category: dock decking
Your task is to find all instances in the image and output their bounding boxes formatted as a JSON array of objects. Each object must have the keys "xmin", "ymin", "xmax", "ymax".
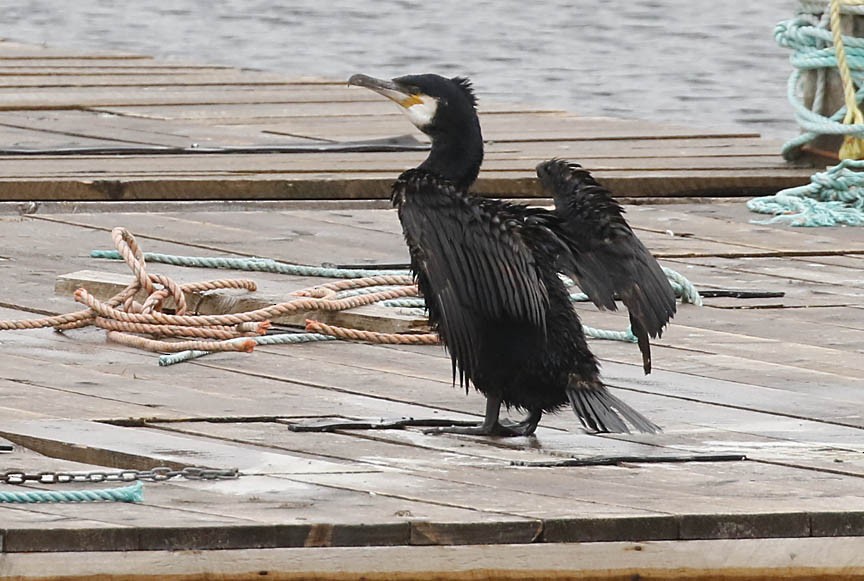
[
  {"xmin": 1, "ymin": 41, "xmax": 864, "ymax": 580},
  {"xmin": 0, "ymin": 39, "xmax": 816, "ymax": 203}
]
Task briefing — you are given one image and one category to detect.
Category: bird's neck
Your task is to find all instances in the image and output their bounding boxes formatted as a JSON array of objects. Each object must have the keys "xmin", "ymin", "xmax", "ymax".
[{"xmin": 419, "ymin": 122, "xmax": 484, "ymax": 190}]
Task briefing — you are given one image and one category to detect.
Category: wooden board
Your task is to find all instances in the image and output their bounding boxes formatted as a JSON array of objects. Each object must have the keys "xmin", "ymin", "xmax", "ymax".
[
  {"xmin": 4, "ymin": 537, "xmax": 864, "ymax": 580},
  {"xmin": 0, "ymin": 41, "xmax": 815, "ymax": 202}
]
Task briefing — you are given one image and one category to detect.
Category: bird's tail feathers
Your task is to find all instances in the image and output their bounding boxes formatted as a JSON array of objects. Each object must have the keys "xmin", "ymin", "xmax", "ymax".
[{"xmin": 566, "ymin": 378, "xmax": 660, "ymax": 434}]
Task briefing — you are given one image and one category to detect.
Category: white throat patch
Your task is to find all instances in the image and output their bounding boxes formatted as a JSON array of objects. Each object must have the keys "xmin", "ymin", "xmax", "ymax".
[{"xmin": 402, "ymin": 95, "xmax": 438, "ymax": 130}]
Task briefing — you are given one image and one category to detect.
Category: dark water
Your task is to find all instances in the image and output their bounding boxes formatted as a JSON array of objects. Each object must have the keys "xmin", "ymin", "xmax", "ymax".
[{"xmin": 2, "ymin": 1, "xmax": 797, "ymax": 138}]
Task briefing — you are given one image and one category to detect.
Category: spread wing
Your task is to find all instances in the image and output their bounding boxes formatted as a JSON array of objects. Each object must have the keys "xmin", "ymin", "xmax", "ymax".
[
  {"xmin": 393, "ymin": 170, "xmax": 548, "ymax": 386},
  {"xmin": 537, "ymin": 160, "xmax": 676, "ymax": 374}
]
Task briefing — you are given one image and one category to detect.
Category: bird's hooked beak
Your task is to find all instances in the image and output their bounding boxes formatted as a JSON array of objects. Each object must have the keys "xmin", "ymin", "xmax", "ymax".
[
  {"xmin": 348, "ymin": 74, "xmax": 423, "ymax": 108},
  {"xmin": 349, "ymin": 73, "xmax": 438, "ymax": 130}
]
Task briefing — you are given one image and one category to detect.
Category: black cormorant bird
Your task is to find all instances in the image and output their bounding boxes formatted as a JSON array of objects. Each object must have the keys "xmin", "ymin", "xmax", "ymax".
[{"xmin": 348, "ymin": 73, "xmax": 675, "ymax": 436}]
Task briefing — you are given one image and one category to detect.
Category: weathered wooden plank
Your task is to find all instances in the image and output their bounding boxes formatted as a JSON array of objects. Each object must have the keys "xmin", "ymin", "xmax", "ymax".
[
  {"xmin": 0, "ymin": 110, "xmax": 325, "ymax": 148},
  {"xmin": 595, "ymin": 338, "xmax": 864, "ymax": 400},
  {"xmin": 601, "ymin": 361, "xmax": 864, "ymax": 428},
  {"xmin": 0, "ymin": 59, "xmax": 228, "ymax": 69},
  {"xmin": 259, "ymin": 112, "xmax": 759, "ymax": 142},
  {"xmin": 0, "ymin": 65, "xmax": 235, "ymax": 74},
  {"xmin": 0, "ymin": 85, "xmax": 389, "ymax": 110},
  {"xmin": 669, "ymin": 304, "xmax": 864, "ymax": 353},
  {"xmin": 28, "ymin": 209, "xmax": 409, "ymax": 265},
  {"xmin": 0, "ymin": 445, "xmax": 269, "ymax": 533},
  {"xmin": 0, "ymin": 419, "xmax": 372, "ymax": 475},
  {"xmin": 290, "ymin": 460, "xmax": 864, "ymax": 526},
  {"xmin": 3, "ymin": 443, "xmax": 521, "ymax": 546},
  {"xmin": 0, "ymin": 152, "xmax": 803, "ymax": 175},
  {"xmin": 0, "ymin": 123, "xmax": 134, "ymax": 149},
  {"xmin": 621, "ymin": 202, "xmax": 864, "ymax": 255},
  {"xmin": 0, "ymin": 329, "xmax": 481, "ymax": 424},
  {"xmin": 5, "ymin": 538, "xmax": 864, "ymax": 580},
  {"xmin": 0, "ymin": 72, "xmax": 312, "ymax": 88},
  {"xmin": 0, "ymin": 168, "xmax": 814, "ymax": 201},
  {"xmin": 94, "ymin": 101, "xmax": 564, "ymax": 120},
  {"xmin": 679, "ymin": 255, "xmax": 864, "ymax": 288}
]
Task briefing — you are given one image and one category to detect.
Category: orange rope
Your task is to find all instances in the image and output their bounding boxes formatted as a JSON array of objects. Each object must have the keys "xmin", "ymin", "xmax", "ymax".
[
  {"xmin": 0, "ymin": 227, "xmax": 429, "ymax": 358},
  {"xmin": 74, "ymin": 285, "xmax": 418, "ymax": 327},
  {"xmin": 305, "ymin": 319, "xmax": 439, "ymax": 345},
  {"xmin": 106, "ymin": 331, "xmax": 256, "ymax": 353},
  {"xmin": 94, "ymin": 317, "xmax": 267, "ymax": 340}
]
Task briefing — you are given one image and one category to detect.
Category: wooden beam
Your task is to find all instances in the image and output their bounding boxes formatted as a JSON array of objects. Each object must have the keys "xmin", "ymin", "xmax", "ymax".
[{"xmin": 3, "ymin": 538, "xmax": 864, "ymax": 579}]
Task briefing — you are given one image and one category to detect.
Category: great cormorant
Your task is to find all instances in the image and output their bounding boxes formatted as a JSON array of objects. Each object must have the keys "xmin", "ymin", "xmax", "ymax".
[{"xmin": 348, "ymin": 73, "xmax": 675, "ymax": 437}]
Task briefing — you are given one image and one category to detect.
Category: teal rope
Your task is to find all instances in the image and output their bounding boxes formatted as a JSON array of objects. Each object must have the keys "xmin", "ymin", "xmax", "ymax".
[
  {"xmin": 90, "ymin": 250, "xmax": 700, "ymax": 360},
  {"xmin": 89, "ymin": 250, "xmax": 409, "ymax": 279},
  {"xmin": 334, "ymin": 285, "xmax": 404, "ymax": 299},
  {"xmin": 663, "ymin": 267, "xmax": 703, "ymax": 306},
  {"xmin": 583, "ymin": 324, "xmax": 637, "ymax": 343},
  {"xmin": 761, "ymin": 14, "xmax": 864, "ymax": 226},
  {"xmin": 159, "ymin": 333, "xmax": 337, "ymax": 366},
  {"xmin": 379, "ymin": 297, "xmax": 425, "ymax": 308},
  {"xmin": 775, "ymin": 16, "xmax": 864, "ymax": 159},
  {"xmin": 0, "ymin": 481, "xmax": 143, "ymax": 503},
  {"xmin": 748, "ymin": 159, "xmax": 864, "ymax": 226}
]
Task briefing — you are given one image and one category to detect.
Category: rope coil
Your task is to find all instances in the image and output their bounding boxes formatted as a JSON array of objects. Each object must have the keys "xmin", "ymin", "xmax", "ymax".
[
  {"xmin": 753, "ymin": 0, "xmax": 864, "ymax": 226},
  {"xmin": 0, "ymin": 228, "xmax": 423, "ymax": 354},
  {"xmin": 1, "ymin": 227, "xmax": 701, "ymax": 366}
]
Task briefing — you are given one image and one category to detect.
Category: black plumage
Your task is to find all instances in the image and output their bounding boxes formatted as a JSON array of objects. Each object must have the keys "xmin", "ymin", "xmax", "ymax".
[
  {"xmin": 348, "ymin": 73, "xmax": 674, "ymax": 436},
  {"xmin": 537, "ymin": 159, "xmax": 677, "ymax": 374}
]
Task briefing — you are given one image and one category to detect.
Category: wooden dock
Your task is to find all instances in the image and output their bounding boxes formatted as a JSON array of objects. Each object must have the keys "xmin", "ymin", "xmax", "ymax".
[
  {"xmin": 2, "ymin": 41, "xmax": 864, "ymax": 580},
  {"xmin": 0, "ymin": 39, "xmax": 817, "ymax": 204}
]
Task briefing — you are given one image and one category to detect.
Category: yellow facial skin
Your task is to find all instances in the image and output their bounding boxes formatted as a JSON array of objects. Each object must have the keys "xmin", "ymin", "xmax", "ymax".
[{"xmin": 399, "ymin": 94, "xmax": 424, "ymax": 108}]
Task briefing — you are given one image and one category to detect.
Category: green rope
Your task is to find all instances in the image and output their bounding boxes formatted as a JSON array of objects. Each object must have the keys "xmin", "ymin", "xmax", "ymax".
[
  {"xmin": 663, "ymin": 267, "xmax": 703, "ymax": 306},
  {"xmin": 379, "ymin": 297, "xmax": 425, "ymax": 308},
  {"xmin": 0, "ymin": 481, "xmax": 143, "ymax": 503},
  {"xmin": 583, "ymin": 324, "xmax": 637, "ymax": 343},
  {"xmin": 159, "ymin": 333, "xmax": 337, "ymax": 366},
  {"xmin": 774, "ymin": 14, "xmax": 864, "ymax": 158},
  {"xmin": 762, "ymin": 11, "xmax": 864, "ymax": 226},
  {"xmin": 334, "ymin": 285, "xmax": 405, "ymax": 299},
  {"xmin": 89, "ymin": 250, "xmax": 408, "ymax": 278},
  {"xmin": 748, "ymin": 159, "xmax": 864, "ymax": 226}
]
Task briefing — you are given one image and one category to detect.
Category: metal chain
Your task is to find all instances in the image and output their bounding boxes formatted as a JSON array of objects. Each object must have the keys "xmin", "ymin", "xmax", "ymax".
[{"xmin": 1, "ymin": 466, "xmax": 239, "ymax": 485}]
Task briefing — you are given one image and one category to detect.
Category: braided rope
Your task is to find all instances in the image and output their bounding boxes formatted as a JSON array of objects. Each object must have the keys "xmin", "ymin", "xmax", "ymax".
[
  {"xmin": 107, "ymin": 331, "xmax": 256, "ymax": 353},
  {"xmin": 0, "ymin": 481, "xmax": 143, "ymax": 503},
  {"xmin": 749, "ymin": 158, "xmax": 864, "ymax": 225},
  {"xmin": 662, "ymin": 267, "xmax": 704, "ymax": 306},
  {"xmin": 307, "ymin": 276, "xmax": 416, "ymax": 292},
  {"xmin": 159, "ymin": 332, "xmax": 338, "ymax": 366},
  {"xmin": 582, "ymin": 324, "xmax": 637, "ymax": 343},
  {"xmin": 74, "ymin": 285, "xmax": 418, "ymax": 327},
  {"xmin": 305, "ymin": 319, "xmax": 439, "ymax": 345},
  {"xmin": 90, "ymin": 250, "xmax": 410, "ymax": 278},
  {"xmin": 830, "ymin": 0, "xmax": 864, "ymax": 158},
  {"xmin": 94, "ymin": 317, "xmax": 267, "ymax": 339},
  {"xmin": 763, "ymin": 3, "xmax": 864, "ymax": 225}
]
